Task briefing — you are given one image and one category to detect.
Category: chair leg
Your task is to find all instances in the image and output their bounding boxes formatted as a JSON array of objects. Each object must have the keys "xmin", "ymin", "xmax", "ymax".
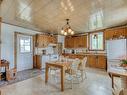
[
  {"xmin": 71, "ymin": 78, "xmax": 73, "ymax": 89},
  {"xmin": 84, "ymin": 70, "xmax": 87, "ymax": 79},
  {"xmin": 81, "ymin": 70, "xmax": 87, "ymax": 82}
]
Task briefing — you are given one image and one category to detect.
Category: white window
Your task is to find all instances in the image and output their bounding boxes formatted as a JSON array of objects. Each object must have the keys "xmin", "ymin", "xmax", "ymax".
[
  {"xmin": 89, "ymin": 32, "xmax": 104, "ymax": 50},
  {"xmin": 20, "ymin": 36, "xmax": 32, "ymax": 53}
]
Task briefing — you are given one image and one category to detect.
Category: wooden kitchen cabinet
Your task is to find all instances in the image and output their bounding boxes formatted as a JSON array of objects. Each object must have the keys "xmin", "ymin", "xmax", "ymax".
[
  {"xmin": 48, "ymin": 36, "xmax": 57, "ymax": 44},
  {"xmin": 74, "ymin": 36, "xmax": 80, "ymax": 48},
  {"xmin": 36, "ymin": 34, "xmax": 57, "ymax": 48},
  {"xmin": 64, "ymin": 35, "xmax": 87, "ymax": 48},
  {"xmin": 35, "ymin": 55, "xmax": 42, "ymax": 69},
  {"xmin": 97, "ymin": 55, "xmax": 106, "ymax": 69},
  {"xmin": 64, "ymin": 37, "xmax": 74, "ymax": 48},
  {"xmin": 87, "ymin": 55, "xmax": 96, "ymax": 68},
  {"xmin": 105, "ymin": 27, "xmax": 126, "ymax": 40},
  {"xmin": 81, "ymin": 35, "xmax": 87, "ymax": 48},
  {"xmin": 87, "ymin": 55, "xmax": 106, "ymax": 69},
  {"xmin": 36, "ymin": 35, "xmax": 48, "ymax": 48}
]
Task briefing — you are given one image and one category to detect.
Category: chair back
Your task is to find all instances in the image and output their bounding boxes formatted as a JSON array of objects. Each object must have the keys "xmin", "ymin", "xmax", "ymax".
[
  {"xmin": 81, "ymin": 57, "xmax": 87, "ymax": 70},
  {"xmin": 71, "ymin": 58, "xmax": 80, "ymax": 71}
]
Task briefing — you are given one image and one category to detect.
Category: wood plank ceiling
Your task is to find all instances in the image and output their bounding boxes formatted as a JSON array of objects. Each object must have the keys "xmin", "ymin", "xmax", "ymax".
[{"xmin": 1, "ymin": 0, "xmax": 127, "ymax": 34}]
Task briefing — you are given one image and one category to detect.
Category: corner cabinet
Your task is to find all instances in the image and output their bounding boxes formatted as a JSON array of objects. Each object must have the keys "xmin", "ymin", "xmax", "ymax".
[{"xmin": 64, "ymin": 35, "xmax": 87, "ymax": 48}]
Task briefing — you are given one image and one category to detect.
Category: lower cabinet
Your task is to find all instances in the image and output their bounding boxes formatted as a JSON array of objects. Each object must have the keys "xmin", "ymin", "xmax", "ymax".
[
  {"xmin": 87, "ymin": 55, "xmax": 106, "ymax": 69},
  {"xmin": 96, "ymin": 55, "xmax": 107, "ymax": 69},
  {"xmin": 34, "ymin": 55, "xmax": 42, "ymax": 69},
  {"xmin": 88, "ymin": 55, "xmax": 97, "ymax": 68}
]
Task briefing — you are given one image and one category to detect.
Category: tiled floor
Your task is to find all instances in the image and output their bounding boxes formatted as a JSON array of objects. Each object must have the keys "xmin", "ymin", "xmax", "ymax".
[{"xmin": 0, "ymin": 68, "xmax": 122, "ymax": 95}]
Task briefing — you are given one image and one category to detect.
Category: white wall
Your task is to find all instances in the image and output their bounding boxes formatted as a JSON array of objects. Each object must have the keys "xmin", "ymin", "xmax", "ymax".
[
  {"xmin": 1, "ymin": 23, "xmax": 39, "ymax": 69},
  {"xmin": 58, "ymin": 35, "xmax": 65, "ymax": 48}
]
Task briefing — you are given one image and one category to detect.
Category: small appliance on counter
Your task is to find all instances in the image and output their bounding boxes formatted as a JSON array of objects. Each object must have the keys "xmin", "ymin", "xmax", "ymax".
[
  {"xmin": 42, "ymin": 50, "xmax": 46, "ymax": 55},
  {"xmin": 72, "ymin": 49, "xmax": 75, "ymax": 54}
]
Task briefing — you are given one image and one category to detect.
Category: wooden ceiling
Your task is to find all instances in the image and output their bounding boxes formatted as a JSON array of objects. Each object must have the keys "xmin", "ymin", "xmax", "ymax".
[{"xmin": 1, "ymin": 0, "xmax": 127, "ymax": 34}]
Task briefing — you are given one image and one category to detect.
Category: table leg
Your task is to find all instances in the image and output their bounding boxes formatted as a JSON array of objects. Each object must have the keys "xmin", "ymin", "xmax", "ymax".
[
  {"xmin": 45, "ymin": 64, "xmax": 49, "ymax": 83},
  {"xmin": 61, "ymin": 67, "xmax": 65, "ymax": 91},
  {"xmin": 111, "ymin": 74, "xmax": 114, "ymax": 89},
  {"xmin": 6, "ymin": 65, "xmax": 9, "ymax": 81}
]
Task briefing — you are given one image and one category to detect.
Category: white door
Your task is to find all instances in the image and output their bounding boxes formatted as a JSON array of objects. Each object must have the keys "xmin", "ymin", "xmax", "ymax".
[{"xmin": 17, "ymin": 34, "xmax": 33, "ymax": 71}]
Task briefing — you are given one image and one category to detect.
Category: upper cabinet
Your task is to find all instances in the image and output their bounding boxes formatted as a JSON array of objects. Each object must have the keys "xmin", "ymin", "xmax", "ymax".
[
  {"xmin": 36, "ymin": 34, "xmax": 57, "ymax": 48},
  {"xmin": 64, "ymin": 35, "xmax": 87, "ymax": 48},
  {"xmin": 104, "ymin": 27, "xmax": 127, "ymax": 40},
  {"xmin": 65, "ymin": 36, "xmax": 74, "ymax": 48}
]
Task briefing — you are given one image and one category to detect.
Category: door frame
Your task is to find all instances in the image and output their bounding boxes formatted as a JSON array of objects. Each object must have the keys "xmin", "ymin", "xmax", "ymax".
[
  {"xmin": 14, "ymin": 32, "xmax": 34, "ymax": 70},
  {"xmin": 0, "ymin": 17, "xmax": 1, "ymax": 63}
]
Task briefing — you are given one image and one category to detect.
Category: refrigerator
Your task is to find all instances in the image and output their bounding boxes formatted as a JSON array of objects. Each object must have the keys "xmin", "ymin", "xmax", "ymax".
[{"xmin": 106, "ymin": 39, "xmax": 127, "ymax": 70}]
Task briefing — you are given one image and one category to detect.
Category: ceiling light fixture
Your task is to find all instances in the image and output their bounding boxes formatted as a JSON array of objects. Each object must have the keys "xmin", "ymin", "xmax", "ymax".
[{"xmin": 61, "ymin": 19, "xmax": 74, "ymax": 36}]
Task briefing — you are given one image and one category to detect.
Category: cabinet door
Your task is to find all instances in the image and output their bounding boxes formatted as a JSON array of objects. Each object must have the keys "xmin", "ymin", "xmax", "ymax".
[
  {"xmin": 104, "ymin": 29, "xmax": 114, "ymax": 40},
  {"xmin": 69, "ymin": 37, "xmax": 74, "ymax": 48},
  {"xmin": 43, "ymin": 35, "xmax": 48, "ymax": 47},
  {"xmin": 64, "ymin": 37, "xmax": 67, "ymax": 48},
  {"xmin": 36, "ymin": 55, "xmax": 42, "ymax": 69},
  {"xmin": 64, "ymin": 37, "xmax": 69, "ymax": 48},
  {"xmin": 64, "ymin": 37, "xmax": 74, "ymax": 48},
  {"xmin": 96, "ymin": 55, "xmax": 106, "ymax": 69},
  {"xmin": 87, "ymin": 55, "xmax": 96, "ymax": 68},
  {"xmin": 116, "ymin": 28, "xmax": 126, "ymax": 38},
  {"xmin": 53, "ymin": 36, "xmax": 57, "ymax": 44},
  {"xmin": 81, "ymin": 35, "xmax": 87, "ymax": 48},
  {"xmin": 78, "ymin": 37, "xmax": 83, "ymax": 47},
  {"xmin": 74, "ymin": 37, "xmax": 79, "ymax": 48},
  {"xmin": 37, "ymin": 35, "xmax": 44, "ymax": 48}
]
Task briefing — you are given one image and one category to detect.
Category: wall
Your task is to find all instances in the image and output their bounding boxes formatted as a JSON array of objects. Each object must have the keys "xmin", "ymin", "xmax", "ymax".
[
  {"xmin": 57, "ymin": 35, "xmax": 65, "ymax": 48},
  {"xmin": 1, "ymin": 23, "xmax": 39, "ymax": 69}
]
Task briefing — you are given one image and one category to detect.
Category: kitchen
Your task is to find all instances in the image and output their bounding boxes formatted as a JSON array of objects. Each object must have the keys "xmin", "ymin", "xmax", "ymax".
[
  {"xmin": 0, "ymin": 0, "xmax": 127, "ymax": 95},
  {"xmin": 34, "ymin": 26, "xmax": 127, "ymax": 70}
]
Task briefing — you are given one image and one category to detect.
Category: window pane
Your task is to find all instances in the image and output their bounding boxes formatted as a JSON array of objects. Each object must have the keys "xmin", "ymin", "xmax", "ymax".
[
  {"xmin": 25, "ymin": 46, "xmax": 30, "ymax": 52},
  {"xmin": 20, "ymin": 36, "xmax": 31, "ymax": 53},
  {"xmin": 20, "ymin": 47, "xmax": 25, "ymax": 53},
  {"xmin": 20, "ymin": 39, "xmax": 24, "ymax": 46}
]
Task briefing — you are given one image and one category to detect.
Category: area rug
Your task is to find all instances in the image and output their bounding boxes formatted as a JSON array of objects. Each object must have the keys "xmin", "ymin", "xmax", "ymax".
[{"xmin": 0, "ymin": 69, "xmax": 44, "ymax": 87}]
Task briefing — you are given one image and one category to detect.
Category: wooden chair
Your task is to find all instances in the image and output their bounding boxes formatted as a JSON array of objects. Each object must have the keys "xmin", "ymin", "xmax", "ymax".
[
  {"xmin": 65, "ymin": 58, "xmax": 81, "ymax": 88},
  {"xmin": 78, "ymin": 57, "xmax": 87, "ymax": 81}
]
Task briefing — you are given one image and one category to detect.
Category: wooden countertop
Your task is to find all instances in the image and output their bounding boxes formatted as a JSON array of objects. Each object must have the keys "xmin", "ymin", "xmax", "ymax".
[{"xmin": 62, "ymin": 53, "xmax": 107, "ymax": 56}]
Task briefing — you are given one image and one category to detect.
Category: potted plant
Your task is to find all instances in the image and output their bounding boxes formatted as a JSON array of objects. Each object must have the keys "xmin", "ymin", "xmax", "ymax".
[
  {"xmin": 120, "ymin": 55, "xmax": 127, "ymax": 67},
  {"xmin": 121, "ymin": 59, "xmax": 127, "ymax": 67}
]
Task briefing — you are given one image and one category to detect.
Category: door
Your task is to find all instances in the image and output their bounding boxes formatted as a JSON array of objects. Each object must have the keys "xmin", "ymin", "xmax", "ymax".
[{"xmin": 17, "ymin": 34, "xmax": 33, "ymax": 71}]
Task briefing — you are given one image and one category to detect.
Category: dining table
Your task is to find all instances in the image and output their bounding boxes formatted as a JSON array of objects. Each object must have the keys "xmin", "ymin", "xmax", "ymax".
[
  {"xmin": 108, "ymin": 65, "xmax": 127, "ymax": 89},
  {"xmin": 45, "ymin": 61, "xmax": 72, "ymax": 91}
]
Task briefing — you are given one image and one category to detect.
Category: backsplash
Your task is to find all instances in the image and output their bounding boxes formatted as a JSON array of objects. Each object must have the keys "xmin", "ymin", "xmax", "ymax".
[
  {"xmin": 64, "ymin": 48, "xmax": 87, "ymax": 54},
  {"xmin": 64, "ymin": 48, "xmax": 106, "ymax": 54},
  {"xmin": 35, "ymin": 47, "xmax": 57, "ymax": 55}
]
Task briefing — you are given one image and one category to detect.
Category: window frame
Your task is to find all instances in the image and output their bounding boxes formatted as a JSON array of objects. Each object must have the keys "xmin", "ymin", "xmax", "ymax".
[{"xmin": 88, "ymin": 31, "xmax": 105, "ymax": 51}]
